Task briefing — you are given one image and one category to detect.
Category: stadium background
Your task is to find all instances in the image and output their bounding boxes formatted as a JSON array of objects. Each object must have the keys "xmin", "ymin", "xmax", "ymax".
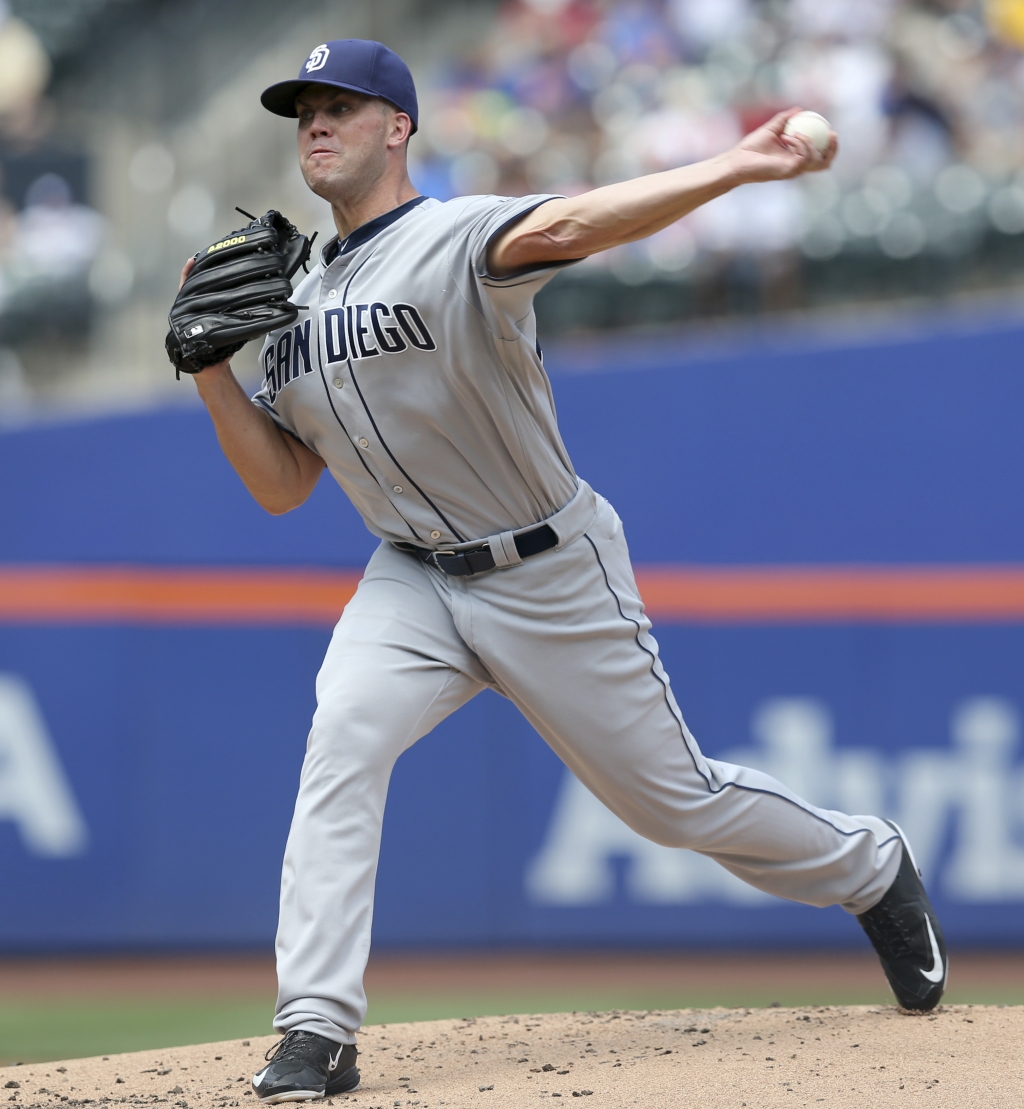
[{"xmin": 5, "ymin": 0, "xmax": 1024, "ymax": 1065}]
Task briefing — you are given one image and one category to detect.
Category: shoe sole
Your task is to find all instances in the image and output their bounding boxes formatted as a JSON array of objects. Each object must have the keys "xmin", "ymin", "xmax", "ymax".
[
  {"xmin": 255, "ymin": 1072, "xmax": 360, "ymax": 1105},
  {"xmin": 256, "ymin": 1092, "xmax": 325, "ymax": 1104}
]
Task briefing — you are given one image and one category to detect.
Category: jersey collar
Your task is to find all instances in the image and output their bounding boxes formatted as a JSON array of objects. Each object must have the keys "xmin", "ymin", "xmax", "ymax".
[{"xmin": 321, "ymin": 195, "xmax": 429, "ymax": 266}]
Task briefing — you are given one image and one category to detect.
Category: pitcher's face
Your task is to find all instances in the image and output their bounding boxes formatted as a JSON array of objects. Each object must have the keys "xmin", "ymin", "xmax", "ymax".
[{"xmin": 296, "ymin": 86, "xmax": 409, "ymax": 205}]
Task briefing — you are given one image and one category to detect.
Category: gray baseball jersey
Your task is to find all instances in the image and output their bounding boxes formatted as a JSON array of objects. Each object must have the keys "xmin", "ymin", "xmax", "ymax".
[
  {"xmin": 252, "ymin": 193, "xmax": 578, "ymax": 547},
  {"xmin": 247, "ymin": 192, "xmax": 905, "ymax": 1049}
]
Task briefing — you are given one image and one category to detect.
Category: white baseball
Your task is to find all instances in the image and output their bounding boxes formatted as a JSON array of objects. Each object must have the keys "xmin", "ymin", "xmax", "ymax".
[{"xmin": 782, "ymin": 110, "xmax": 833, "ymax": 155}]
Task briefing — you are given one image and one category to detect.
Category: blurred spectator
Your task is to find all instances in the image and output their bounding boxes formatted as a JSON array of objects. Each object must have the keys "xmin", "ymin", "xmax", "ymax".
[
  {"xmin": 668, "ymin": 0, "xmax": 751, "ymax": 50},
  {"xmin": 14, "ymin": 173, "xmax": 103, "ymax": 280},
  {"xmin": 0, "ymin": 1, "xmax": 50, "ymax": 137},
  {"xmin": 0, "ymin": 172, "xmax": 103, "ymax": 347}
]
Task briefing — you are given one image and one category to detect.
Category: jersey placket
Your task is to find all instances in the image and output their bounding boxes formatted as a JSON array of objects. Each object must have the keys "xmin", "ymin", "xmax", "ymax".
[{"xmin": 321, "ymin": 260, "xmax": 459, "ymax": 546}]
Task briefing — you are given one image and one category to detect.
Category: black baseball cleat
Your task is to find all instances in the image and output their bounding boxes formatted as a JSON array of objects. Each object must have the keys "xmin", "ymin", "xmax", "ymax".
[
  {"xmin": 251, "ymin": 1030, "xmax": 359, "ymax": 1102},
  {"xmin": 857, "ymin": 821, "xmax": 947, "ymax": 1012}
]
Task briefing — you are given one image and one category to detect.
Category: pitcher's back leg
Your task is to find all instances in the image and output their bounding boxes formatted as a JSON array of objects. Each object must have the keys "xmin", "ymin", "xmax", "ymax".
[{"xmin": 460, "ymin": 500, "xmax": 902, "ymax": 916}]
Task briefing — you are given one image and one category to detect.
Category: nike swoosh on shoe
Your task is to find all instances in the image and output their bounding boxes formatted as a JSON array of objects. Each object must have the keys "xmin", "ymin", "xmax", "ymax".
[
  {"xmin": 327, "ymin": 1048, "xmax": 344, "ymax": 1072},
  {"xmin": 921, "ymin": 917, "xmax": 945, "ymax": 984},
  {"xmin": 252, "ymin": 1069, "xmax": 270, "ymax": 1088}
]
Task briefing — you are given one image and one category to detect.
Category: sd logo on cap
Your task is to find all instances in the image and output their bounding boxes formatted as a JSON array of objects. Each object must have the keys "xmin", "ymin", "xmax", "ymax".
[
  {"xmin": 261, "ymin": 38, "xmax": 419, "ymax": 133},
  {"xmin": 305, "ymin": 44, "xmax": 330, "ymax": 73}
]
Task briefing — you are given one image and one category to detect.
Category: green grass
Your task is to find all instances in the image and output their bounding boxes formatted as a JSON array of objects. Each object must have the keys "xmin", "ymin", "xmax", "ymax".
[
  {"xmin": 363, "ymin": 977, "xmax": 1024, "ymax": 1024},
  {"xmin": 0, "ymin": 999, "xmax": 275, "ymax": 1067},
  {"xmin": 3, "ymin": 976, "xmax": 1023, "ymax": 1066}
]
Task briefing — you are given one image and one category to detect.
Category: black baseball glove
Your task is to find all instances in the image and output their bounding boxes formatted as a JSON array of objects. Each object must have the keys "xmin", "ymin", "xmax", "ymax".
[{"xmin": 165, "ymin": 208, "xmax": 314, "ymax": 377}]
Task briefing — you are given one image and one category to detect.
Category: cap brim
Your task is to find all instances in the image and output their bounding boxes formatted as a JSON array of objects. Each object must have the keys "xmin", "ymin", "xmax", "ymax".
[
  {"xmin": 260, "ymin": 79, "xmax": 417, "ymax": 130},
  {"xmin": 260, "ymin": 78, "xmax": 378, "ymax": 117}
]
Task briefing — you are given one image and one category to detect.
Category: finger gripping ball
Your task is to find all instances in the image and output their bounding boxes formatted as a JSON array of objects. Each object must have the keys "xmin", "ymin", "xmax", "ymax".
[{"xmin": 782, "ymin": 111, "xmax": 832, "ymax": 154}]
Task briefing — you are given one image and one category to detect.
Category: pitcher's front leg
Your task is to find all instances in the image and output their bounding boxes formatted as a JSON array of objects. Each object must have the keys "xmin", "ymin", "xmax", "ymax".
[{"xmin": 275, "ymin": 547, "xmax": 487, "ymax": 1044}]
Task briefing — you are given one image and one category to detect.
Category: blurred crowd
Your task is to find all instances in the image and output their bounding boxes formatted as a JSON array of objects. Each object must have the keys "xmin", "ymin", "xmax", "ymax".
[
  {"xmin": 409, "ymin": 0, "xmax": 1024, "ymax": 280},
  {"xmin": 7, "ymin": 0, "xmax": 1024, "ymax": 404}
]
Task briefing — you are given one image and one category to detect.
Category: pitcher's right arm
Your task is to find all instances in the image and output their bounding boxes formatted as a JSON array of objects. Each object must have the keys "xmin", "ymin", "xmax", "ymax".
[
  {"xmin": 177, "ymin": 257, "xmax": 325, "ymax": 515},
  {"xmin": 193, "ymin": 359, "xmax": 325, "ymax": 515}
]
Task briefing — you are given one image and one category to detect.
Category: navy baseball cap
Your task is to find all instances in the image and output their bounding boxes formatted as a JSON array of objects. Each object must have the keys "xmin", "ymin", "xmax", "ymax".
[{"xmin": 261, "ymin": 39, "xmax": 418, "ymax": 132}]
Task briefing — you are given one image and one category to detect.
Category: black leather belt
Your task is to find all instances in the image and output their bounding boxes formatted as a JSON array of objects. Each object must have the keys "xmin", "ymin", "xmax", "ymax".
[{"xmin": 397, "ymin": 523, "xmax": 558, "ymax": 577}]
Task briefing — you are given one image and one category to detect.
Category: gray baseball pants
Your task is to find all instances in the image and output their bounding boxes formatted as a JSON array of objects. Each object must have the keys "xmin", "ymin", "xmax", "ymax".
[{"xmin": 274, "ymin": 482, "xmax": 901, "ymax": 1044}]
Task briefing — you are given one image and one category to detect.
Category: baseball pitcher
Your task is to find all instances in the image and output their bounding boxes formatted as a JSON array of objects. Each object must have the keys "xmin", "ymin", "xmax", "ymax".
[{"xmin": 167, "ymin": 39, "xmax": 947, "ymax": 1104}]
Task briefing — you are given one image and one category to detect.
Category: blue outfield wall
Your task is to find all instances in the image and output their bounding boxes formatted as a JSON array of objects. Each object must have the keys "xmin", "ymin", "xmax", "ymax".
[{"xmin": 4, "ymin": 308, "xmax": 1024, "ymax": 950}]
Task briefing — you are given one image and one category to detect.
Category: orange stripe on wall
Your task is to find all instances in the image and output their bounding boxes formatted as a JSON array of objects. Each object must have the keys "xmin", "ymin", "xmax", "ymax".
[
  {"xmin": 3, "ymin": 564, "xmax": 1024, "ymax": 625},
  {"xmin": 637, "ymin": 565, "xmax": 1024, "ymax": 623},
  {"xmin": 0, "ymin": 566, "xmax": 362, "ymax": 626}
]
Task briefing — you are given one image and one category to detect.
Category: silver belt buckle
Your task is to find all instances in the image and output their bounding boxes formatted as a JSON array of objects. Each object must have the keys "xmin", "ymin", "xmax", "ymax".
[
  {"xmin": 430, "ymin": 543, "xmax": 490, "ymax": 576},
  {"xmin": 429, "ymin": 548, "xmax": 466, "ymax": 570}
]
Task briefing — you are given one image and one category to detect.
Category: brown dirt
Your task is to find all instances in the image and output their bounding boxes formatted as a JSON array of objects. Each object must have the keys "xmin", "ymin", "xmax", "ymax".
[
  {"xmin": 3, "ymin": 950, "xmax": 1024, "ymax": 999},
  {"xmin": 1, "ymin": 1005, "xmax": 1019, "ymax": 1109}
]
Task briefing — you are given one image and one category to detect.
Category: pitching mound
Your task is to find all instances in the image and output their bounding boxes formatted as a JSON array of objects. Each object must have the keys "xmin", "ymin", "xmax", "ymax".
[{"xmin": 1, "ymin": 1005, "xmax": 1018, "ymax": 1108}]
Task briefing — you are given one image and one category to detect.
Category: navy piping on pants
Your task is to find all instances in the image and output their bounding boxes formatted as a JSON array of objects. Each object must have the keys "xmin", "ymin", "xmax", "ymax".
[{"xmin": 582, "ymin": 534, "xmax": 901, "ymax": 852}]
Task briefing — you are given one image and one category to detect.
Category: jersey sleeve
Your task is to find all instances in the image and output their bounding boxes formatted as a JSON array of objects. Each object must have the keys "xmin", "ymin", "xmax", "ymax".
[{"xmin": 455, "ymin": 194, "xmax": 581, "ymax": 312}]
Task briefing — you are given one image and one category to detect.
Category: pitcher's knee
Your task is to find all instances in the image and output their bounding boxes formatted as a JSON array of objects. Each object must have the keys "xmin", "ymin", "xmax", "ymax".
[
  {"xmin": 616, "ymin": 795, "xmax": 726, "ymax": 851},
  {"xmin": 613, "ymin": 807, "xmax": 695, "ymax": 850},
  {"xmin": 305, "ymin": 696, "xmax": 403, "ymax": 777},
  {"xmin": 637, "ymin": 824, "xmax": 700, "ymax": 851}
]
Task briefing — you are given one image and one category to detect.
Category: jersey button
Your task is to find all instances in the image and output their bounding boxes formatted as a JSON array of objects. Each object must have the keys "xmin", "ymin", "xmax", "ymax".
[
  {"xmin": 430, "ymin": 530, "xmax": 441, "ymax": 540},
  {"xmin": 393, "ymin": 485, "xmax": 404, "ymax": 494},
  {"xmin": 358, "ymin": 437, "xmax": 369, "ymax": 448},
  {"xmin": 332, "ymin": 378, "xmax": 344, "ymax": 388},
  {"xmin": 327, "ymin": 289, "xmax": 338, "ymax": 298}
]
